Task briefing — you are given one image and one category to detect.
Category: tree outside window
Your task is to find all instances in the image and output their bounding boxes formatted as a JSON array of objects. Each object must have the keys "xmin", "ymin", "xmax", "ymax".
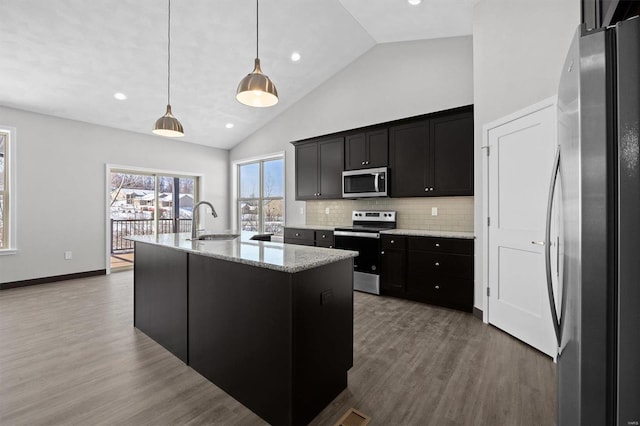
[{"xmin": 237, "ymin": 157, "xmax": 284, "ymax": 235}]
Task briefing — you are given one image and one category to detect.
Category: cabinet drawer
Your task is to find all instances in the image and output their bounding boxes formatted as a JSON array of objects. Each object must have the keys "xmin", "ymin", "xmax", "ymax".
[
  {"xmin": 381, "ymin": 234, "xmax": 407, "ymax": 250},
  {"xmin": 407, "ymin": 236, "xmax": 473, "ymax": 254},
  {"xmin": 315, "ymin": 230, "xmax": 334, "ymax": 242},
  {"xmin": 405, "ymin": 276, "xmax": 473, "ymax": 312},
  {"xmin": 284, "ymin": 228, "xmax": 314, "ymax": 241},
  {"xmin": 411, "ymin": 252, "xmax": 473, "ymax": 280}
]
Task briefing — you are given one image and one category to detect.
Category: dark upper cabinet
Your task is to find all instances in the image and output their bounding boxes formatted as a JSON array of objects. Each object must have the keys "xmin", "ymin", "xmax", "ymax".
[
  {"xmin": 345, "ymin": 129, "xmax": 388, "ymax": 170},
  {"xmin": 389, "ymin": 120, "xmax": 430, "ymax": 197},
  {"xmin": 389, "ymin": 107, "xmax": 473, "ymax": 197},
  {"xmin": 294, "ymin": 136, "xmax": 344, "ymax": 200},
  {"xmin": 429, "ymin": 111, "xmax": 474, "ymax": 196}
]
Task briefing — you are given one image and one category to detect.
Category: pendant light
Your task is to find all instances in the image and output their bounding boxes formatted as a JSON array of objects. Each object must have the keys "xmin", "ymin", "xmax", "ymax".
[
  {"xmin": 153, "ymin": 0, "xmax": 184, "ymax": 137},
  {"xmin": 236, "ymin": 0, "xmax": 279, "ymax": 107}
]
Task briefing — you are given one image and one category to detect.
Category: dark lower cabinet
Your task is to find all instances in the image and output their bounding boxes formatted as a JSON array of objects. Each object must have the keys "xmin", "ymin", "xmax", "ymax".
[
  {"xmin": 133, "ymin": 242, "xmax": 188, "ymax": 362},
  {"xmin": 284, "ymin": 227, "xmax": 334, "ymax": 248},
  {"xmin": 380, "ymin": 235, "xmax": 473, "ymax": 312},
  {"xmin": 188, "ymin": 255, "xmax": 353, "ymax": 426},
  {"xmin": 380, "ymin": 235, "xmax": 407, "ymax": 297}
]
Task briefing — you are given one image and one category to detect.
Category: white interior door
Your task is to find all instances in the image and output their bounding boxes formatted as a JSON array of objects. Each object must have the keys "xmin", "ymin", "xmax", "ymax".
[{"xmin": 485, "ymin": 100, "xmax": 558, "ymax": 358}]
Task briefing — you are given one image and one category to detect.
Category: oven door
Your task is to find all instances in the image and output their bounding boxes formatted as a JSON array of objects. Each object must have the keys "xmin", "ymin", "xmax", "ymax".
[
  {"xmin": 334, "ymin": 231, "xmax": 381, "ymax": 274},
  {"xmin": 334, "ymin": 231, "xmax": 382, "ymax": 295}
]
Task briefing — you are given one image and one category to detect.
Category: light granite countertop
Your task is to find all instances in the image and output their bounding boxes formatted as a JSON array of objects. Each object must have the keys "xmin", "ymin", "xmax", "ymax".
[
  {"xmin": 380, "ymin": 229, "xmax": 475, "ymax": 239},
  {"xmin": 127, "ymin": 232, "xmax": 357, "ymax": 274}
]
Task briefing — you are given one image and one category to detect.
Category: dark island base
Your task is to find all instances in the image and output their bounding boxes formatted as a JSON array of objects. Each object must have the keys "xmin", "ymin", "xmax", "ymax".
[{"xmin": 134, "ymin": 242, "xmax": 354, "ymax": 426}]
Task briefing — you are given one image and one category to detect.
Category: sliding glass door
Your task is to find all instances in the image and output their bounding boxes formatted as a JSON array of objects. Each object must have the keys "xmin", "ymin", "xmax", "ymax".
[{"xmin": 109, "ymin": 170, "xmax": 198, "ymax": 270}]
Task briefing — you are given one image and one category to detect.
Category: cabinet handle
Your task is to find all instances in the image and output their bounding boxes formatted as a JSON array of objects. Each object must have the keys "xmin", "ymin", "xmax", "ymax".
[
  {"xmin": 390, "ymin": 240, "xmax": 395, "ymax": 244},
  {"xmin": 361, "ymin": 161, "xmax": 365, "ymax": 165},
  {"xmin": 430, "ymin": 187, "xmax": 434, "ymax": 191},
  {"xmin": 329, "ymin": 245, "xmax": 333, "ymax": 248},
  {"xmin": 435, "ymin": 262, "xmax": 440, "ymax": 266},
  {"xmin": 435, "ymin": 285, "xmax": 440, "ymax": 290},
  {"xmin": 322, "ymin": 234, "xmax": 326, "ymax": 238},
  {"xmin": 365, "ymin": 161, "xmax": 369, "ymax": 165},
  {"xmin": 295, "ymin": 233, "xmax": 301, "ymax": 237},
  {"xmin": 424, "ymin": 188, "xmax": 428, "ymax": 192},
  {"xmin": 381, "ymin": 251, "xmax": 385, "ymax": 255},
  {"xmin": 435, "ymin": 243, "xmax": 440, "ymax": 247}
]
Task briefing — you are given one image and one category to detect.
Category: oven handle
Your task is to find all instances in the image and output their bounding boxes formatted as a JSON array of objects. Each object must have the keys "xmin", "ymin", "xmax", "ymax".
[{"xmin": 334, "ymin": 231, "xmax": 380, "ymax": 239}]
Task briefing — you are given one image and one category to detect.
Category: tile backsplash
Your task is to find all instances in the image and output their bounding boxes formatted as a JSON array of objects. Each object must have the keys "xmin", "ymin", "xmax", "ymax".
[{"xmin": 305, "ymin": 197, "xmax": 474, "ymax": 231}]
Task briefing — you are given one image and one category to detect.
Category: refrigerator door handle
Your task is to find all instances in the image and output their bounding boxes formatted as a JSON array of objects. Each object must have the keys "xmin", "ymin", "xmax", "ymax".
[{"xmin": 545, "ymin": 146, "xmax": 562, "ymax": 347}]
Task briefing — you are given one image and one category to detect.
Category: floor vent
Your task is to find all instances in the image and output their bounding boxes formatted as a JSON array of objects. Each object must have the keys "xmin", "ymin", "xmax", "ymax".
[{"xmin": 335, "ymin": 407, "xmax": 371, "ymax": 426}]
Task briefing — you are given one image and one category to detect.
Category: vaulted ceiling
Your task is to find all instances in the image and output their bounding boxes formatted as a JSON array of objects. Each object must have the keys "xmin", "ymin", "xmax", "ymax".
[{"xmin": 0, "ymin": 0, "xmax": 474, "ymax": 149}]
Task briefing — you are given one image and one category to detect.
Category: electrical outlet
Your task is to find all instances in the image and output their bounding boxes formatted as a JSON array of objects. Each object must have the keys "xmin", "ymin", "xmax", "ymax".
[
  {"xmin": 325, "ymin": 207, "xmax": 330, "ymax": 215},
  {"xmin": 299, "ymin": 207, "xmax": 304, "ymax": 215},
  {"xmin": 431, "ymin": 207, "xmax": 438, "ymax": 216},
  {"xmin": 64, "ymin": 251, "xmax": 73, "ymax": 260}
]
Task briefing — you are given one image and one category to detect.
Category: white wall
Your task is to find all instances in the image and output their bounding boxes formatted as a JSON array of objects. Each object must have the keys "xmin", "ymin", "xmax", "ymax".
[
  {"xmin": 472, "ymin": 0, "xmax": 580, "ymax": 310},
  {"xmin": 0, "ymin": 106, "xmax": 229, "ymax": 283},
  {"xmin": 230, "ymin": 36, "xmax": 474, "ymax": 226}
]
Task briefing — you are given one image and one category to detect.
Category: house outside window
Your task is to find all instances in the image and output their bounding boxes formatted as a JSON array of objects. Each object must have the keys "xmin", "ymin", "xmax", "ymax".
[
  {"xmin": 237, "ymin": 156, "xmax": 284, "ymax": 236},
  {"xmin": 0, "ymin": 127, "xmax": 16, "ymax": 252}
]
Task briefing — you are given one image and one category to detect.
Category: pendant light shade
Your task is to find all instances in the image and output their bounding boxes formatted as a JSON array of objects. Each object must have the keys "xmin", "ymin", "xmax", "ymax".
[
  {"xmin": 153, "ymin": 0, "xmax": 184, "ymax": 137},
  {"xmin": 236, "ymin": 0, "xmax": 278, "ymax": 107},
  {"xmin": 153, "ymin": 105, "xmax": 184, "ymax": 137}
]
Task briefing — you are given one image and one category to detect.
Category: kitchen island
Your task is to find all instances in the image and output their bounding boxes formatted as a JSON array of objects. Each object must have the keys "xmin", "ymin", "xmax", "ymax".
[{"xmin": 129, "ymin": 233, "xmax": 357, "ymax": 426}]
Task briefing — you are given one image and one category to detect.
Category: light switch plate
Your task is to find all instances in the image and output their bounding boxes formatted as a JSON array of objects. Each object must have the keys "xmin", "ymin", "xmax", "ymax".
[{"xmin": 431, "ymin": 207, "xmax": 438, "ymax": 216}]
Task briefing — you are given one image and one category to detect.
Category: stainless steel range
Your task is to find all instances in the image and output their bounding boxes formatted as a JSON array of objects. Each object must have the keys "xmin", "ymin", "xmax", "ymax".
[{"xmin": 334, "ymin": 210, "xmax": 396, "ymax": 295}]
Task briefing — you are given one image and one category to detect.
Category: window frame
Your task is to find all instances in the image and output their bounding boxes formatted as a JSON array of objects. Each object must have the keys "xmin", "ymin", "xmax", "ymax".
[
  {"xmin": 235, "ymin": 153, "xmax": 285, "ymax": 235},
  {"xmin": 0, "ymin": 126, "xmax": 17, "ymax": 255}
]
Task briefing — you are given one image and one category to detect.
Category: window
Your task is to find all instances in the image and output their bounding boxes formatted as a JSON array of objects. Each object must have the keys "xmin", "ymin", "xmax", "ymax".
[
  {"xmin": 237, "ymin": 156, "xmax": 284, "ymax": 235},
  {"xmin": 0, "ymin": 128, "xmax": 15, "ymax": 252}
]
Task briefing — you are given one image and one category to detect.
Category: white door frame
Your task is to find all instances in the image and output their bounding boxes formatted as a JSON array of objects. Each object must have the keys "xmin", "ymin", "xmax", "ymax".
[{"xmin": 481, "ymin": 96, "xmax": 558, "ymax": 324}]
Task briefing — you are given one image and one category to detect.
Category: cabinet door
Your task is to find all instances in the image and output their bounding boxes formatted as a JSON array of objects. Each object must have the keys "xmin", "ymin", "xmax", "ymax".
[
  {"xmin": 295, "ymin": 142, "xmax": 319, "ymax": 200},
  {"xmin": 318, "ymin": 137, "xmax": 344, "ymax": 199},
  {"xmin": 381, "ymin": 249, "xmax": 406, "ymax": 293},
  {"xmin": 345, "ymin": 133, "xmax": 367, "ymax": 170},
  {"xmin": 389, "ymin": 120, "xmax": 429, "ymax": 197},
  {"xmin": 366, "ymin": 129, "xmax": 389, "ymax": 168},
  {"xmin": 429, "ymin": 112, "xmax": 474, "ymax": 196}
]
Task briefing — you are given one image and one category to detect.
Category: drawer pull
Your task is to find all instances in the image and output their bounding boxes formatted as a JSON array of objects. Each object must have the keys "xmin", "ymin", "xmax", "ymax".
[
  {"xmin": 435, "ymin": 243, "xmax": 440, "ymax": 247},
  {"xmin": 322, "ymin": 234, "xmax": 326, "ymax": 238},
  {"xmin": 435, "ymin": 262, "xmax": 440, "ymax": 266},
  {"xmin": 435, "ymin": 285, "xmax": 440, "ymax": 290},
  {"xmin": 390, "ymin": 240, "xmax": 395, "ymax": 244},
  {"xmin": 381, "ymin": 251, "xmax": 385, "ymax": 255},
  {"xmin": 295, "ymin": 233, "xmax": 301, "ymax": 237}
]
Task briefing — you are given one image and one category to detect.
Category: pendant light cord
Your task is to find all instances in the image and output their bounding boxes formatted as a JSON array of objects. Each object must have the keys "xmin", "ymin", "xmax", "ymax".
[
  {"xmin": 167, "ymin": 0, "xmax": 172, "ymax": 105},
  {"xmin": 256, "ymin": 0, "xmax": 259, "ymax": 59}
]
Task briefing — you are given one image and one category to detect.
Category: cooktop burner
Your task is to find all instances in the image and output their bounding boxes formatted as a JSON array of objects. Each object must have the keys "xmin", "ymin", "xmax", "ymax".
[{"xmin": 334, "ymin": 210, "xmax": 397, "ymax": 233}]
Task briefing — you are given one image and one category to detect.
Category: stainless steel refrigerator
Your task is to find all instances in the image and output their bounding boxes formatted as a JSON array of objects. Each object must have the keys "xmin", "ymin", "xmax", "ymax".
[{"xmin": 550, "ymin": 16, "xmax": 640, "ymax": 426}]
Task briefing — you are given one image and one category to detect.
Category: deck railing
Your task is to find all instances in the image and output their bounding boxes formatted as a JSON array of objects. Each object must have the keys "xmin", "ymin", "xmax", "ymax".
[{"xmin": 110, "ymin": 219, "xmax": 192, "ymax": 254}]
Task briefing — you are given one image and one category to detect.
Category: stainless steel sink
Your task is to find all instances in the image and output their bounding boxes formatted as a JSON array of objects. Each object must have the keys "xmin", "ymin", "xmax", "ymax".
[{"xmin": 193, "ymin": 233, "xmax": 240, "ymax": 241}]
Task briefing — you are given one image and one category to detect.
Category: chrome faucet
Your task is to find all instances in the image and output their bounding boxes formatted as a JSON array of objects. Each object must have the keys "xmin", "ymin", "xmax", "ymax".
[{"xmin": 191, "ymin": 201, "xmax": 218, "ymax": 239}]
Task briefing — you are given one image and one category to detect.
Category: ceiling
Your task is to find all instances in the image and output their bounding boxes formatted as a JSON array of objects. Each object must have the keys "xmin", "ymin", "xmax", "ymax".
[{"xmin": 0, "ymin": 0, "xmax": 474, "ymax": 150}]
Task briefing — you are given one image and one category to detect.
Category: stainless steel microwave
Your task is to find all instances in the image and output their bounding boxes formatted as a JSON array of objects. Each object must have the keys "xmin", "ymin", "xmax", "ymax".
[{"xmin": 342, "ymin": 167, "xmax": 388, "ymax": 198}]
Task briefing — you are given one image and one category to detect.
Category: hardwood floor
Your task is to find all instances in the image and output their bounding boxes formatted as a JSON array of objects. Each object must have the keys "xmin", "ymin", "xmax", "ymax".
[{"xmin": 0, "ymin": 271, "xmax": 555, "ymax": 425}]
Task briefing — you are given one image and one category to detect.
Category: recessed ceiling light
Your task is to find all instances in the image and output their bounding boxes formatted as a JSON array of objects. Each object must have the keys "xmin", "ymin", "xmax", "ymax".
[
  {"xmin": 225, "ymin": 123, "xmax": 235, "ymax": 129},
  {"xmin": 408, "ymin": 0, "xmax": 421, "ymax": 5},
  {"xmin": 113, "ymin": 92, "xmax": 127, "ymax": 100},
  {"xmin": 291, "ymin": 52, "xmax": 301, "ymax": 62}
]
